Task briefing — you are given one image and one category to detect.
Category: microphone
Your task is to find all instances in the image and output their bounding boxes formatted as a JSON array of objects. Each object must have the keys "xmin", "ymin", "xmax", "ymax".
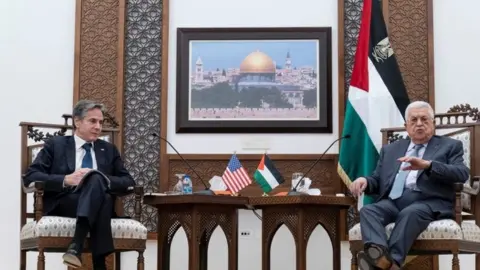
[
  {"xmin": 152, "ymin": 133, "xmax": 215, "ymax": 195},
  {"xmin": 287, "ymin": 134, "xmax": 351, "ymax": 196}
]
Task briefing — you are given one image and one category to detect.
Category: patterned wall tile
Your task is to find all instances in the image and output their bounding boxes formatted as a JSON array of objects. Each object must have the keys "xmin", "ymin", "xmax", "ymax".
[{"xmin": 123, "ymin": 0, "xmax": 163, "ymax": 233}]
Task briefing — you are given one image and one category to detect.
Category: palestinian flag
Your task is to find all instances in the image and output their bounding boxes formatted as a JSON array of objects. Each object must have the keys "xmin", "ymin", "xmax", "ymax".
[
  {"xmin": 254, "ymin": 154, "xmax": 284, "ymax": 193},
  {"xmin": 337, "ymin": 0, "xmax": 409, "ymax": 206}
]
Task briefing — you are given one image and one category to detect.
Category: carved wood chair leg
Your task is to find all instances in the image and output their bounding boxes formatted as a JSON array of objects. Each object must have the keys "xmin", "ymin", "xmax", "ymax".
[
  {"xmin": 20, "ymin": 250, "xmax": 26, "ymax": 270},
  {"xmin": 351, "ymin": 250, "xmax": 358, "ymax": 270},
  {"xmin": 37, "ymin": 249, "xmax": 45, "ymax": 270},
  {"xmin": 476, "ymin": 253, "xmax": 480, "ymax": 270},
  {"xmin": 137, "ymin": 250, "xmax": 145, "ymax": 270},
  {"xmin": 452, "ymin": 253, "xmax": 460, "ymax": 270}
]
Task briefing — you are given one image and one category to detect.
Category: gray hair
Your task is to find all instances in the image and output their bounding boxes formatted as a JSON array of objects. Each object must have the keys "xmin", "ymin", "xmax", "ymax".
[
  {"xmin": 72, "ymin": 100, "xmax": 105, "ymax": 126},
  {"xmin": 405, "ymin": 101, "xmax": 434, "ymax": 119}
]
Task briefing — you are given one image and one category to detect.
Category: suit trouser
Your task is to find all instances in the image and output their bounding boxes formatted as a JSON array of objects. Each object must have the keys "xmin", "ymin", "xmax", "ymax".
[
  {"xmin": 359, "ymin": 189, "xmax": 446, "ymax": 265},
  {"xmin": 49, "ymin": 173, "xmax": 114, "ymax": 257}
]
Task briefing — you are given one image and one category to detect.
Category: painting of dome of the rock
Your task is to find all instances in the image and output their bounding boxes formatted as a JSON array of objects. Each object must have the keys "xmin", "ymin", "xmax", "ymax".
[{"xmin": 189, "ymin": 40, "xmax": 319, "ymax": 121}]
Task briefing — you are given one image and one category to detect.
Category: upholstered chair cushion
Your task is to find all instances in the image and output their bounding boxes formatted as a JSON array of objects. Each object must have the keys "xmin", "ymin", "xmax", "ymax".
[
  {"xmin": 448, "ymin": 130, "xmax": 472, "ymax": 211},
  {"xmin": 20, "ymin": 216, "xmax": 148, "ymax": 240},
  {"xmin": 349, "ymin": 219, "xmax": 480, "ymax": 242}
]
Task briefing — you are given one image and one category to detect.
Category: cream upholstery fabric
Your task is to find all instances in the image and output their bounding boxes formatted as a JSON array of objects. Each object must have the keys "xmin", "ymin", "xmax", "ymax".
[
  {"xmin": 448, "ymin": 130, "xmax": 472, "ymax": 210},
  {"xmin": 20, "ymin": 216, "xmax": 147, "ymax": 240},
  {"xmin": 349, "ymin": 220, "xmax": 480, "ymax": 242}
]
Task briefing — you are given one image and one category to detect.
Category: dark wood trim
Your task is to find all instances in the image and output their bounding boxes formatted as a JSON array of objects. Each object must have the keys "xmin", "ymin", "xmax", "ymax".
[
  {"xmin": 382, "ymin": 0, "xmax": 390, "ymax": 30},
  {"xmin": 159, "ymin": 0, "xmax": 170, "ymax": 193},
  {"xmin": 114, "ymin": 1, "xmax": 126, "ymax": 267},
  {"xmin": 72, "ymin": 0, "xmax": 82, "ymax": 104},
  {"xmin": 337, "ymin": 0, "xmax": 346, "ymax": 147},
  {"xmin": 427, "ymin": 0, "xmax": 435, "ymax": 109},
  {"xmin": 148, "ymin": 232, "xmax": 157, "ymax": 240},
  {"xmin": 19, "ymin": 126, "xmax": 28, "ymax": 269},
  {"xmin": 115, "ymin": 0, "xmax": 126, "ymax": 152},
  {"xmin": 337, "ymin": 0, "xmax": 349, "ymax": 242}
]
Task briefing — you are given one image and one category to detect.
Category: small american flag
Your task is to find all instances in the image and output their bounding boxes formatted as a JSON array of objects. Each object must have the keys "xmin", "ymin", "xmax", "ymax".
[{"xmin": 222, "ymin": 154, "xmax": 251, "ymax": 193}]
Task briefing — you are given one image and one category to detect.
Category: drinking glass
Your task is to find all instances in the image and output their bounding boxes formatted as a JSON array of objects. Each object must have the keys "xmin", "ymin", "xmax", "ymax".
[
  {"xmin": 291, "ymin": 172, "xmax": 305, "ymax": 191},
  {"xmin": 166, "ymin": 173, "xmax": 184, "ymax": 195}
]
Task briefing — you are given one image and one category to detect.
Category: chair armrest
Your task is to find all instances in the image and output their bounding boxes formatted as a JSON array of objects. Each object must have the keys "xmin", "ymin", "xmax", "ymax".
[
  {"xmin": 133, "ymin": 186, "xmax": 144, "ymax": 221},
  {"xmin": 110, "ymin": 186, "xmax": 136, "ymax": 197},
  {"xmin": 454, "ymin": 182, "xmax": 464, "ymax": 224},
  {"xmin": 21, "ymin": 174, "xmax": 37, "ymax": 194},
  {"xmin": 27, "ymin": 181, "xmax": 144, "ymax": 222},
  {"xmin": 463, "ymin": 176, "xmax": 480, "ymax": 196},
  {"xmin": 33, "ymin": 182, "xmax": 45, "ymax": 221}
]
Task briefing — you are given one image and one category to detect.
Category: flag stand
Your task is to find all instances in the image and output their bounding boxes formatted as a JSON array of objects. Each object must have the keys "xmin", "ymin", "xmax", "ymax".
[{"xmin": 262, "ymin": 192, "xmax": 269, "ymax": 197}]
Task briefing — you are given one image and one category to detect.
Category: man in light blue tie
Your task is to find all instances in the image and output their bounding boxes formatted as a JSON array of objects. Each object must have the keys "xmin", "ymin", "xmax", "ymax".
[{"xmin": 349, "ymin": 101, "xmax": 469, "ymax": 270}]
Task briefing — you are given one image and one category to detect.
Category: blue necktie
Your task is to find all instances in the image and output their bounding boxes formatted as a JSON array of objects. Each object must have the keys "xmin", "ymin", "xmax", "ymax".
[
  {"xmin": 389, "ymin": 144, "xmax": 424, "ymax": 200},
  {"xmin": 81, "ymin": 143, "xmax": 93, "ymax": 169}
]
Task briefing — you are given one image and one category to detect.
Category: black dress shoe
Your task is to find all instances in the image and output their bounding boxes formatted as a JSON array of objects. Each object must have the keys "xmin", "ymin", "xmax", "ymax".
[
  {"xmin": 62, "ymin": 243, "xmax": 82, "ymax": 268},
  {"xmin": 358, "ymin": 244, "xmax": 393, "ymax": 270}
]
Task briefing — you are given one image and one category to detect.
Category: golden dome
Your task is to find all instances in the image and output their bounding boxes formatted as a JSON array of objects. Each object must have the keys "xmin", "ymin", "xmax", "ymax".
[{"xmin": 239, "ymin": 50, "xmax": 276, "ymax": 73}]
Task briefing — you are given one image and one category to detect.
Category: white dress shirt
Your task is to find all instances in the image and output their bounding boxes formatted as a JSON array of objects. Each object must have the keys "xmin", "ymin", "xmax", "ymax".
[
  {"xmin": 402, "ymin": 141, "xmax": 428, "ymax": 188},
  {"xmin": 74, "ymin": 135, "xmax": 98, "ymax": 170}
]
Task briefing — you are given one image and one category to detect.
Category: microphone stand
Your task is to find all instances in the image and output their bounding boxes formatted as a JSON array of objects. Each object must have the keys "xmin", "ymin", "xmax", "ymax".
[
  {"xmin": 152, "ymin": 133, "xmax": 215, "ymax": 195},
  {"xmin": 287, "ymin": 135, "xmax": 351, "ymax": 196}
]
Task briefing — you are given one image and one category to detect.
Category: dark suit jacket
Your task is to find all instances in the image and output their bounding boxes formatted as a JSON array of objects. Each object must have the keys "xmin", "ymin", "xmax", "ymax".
[
  {"xmin": 23, "ymin": 136, "xmax": 135, "ymax": 215},
  {"xmin": 365, "ymin": 135, "xmax": 469, "ymax": 203}
]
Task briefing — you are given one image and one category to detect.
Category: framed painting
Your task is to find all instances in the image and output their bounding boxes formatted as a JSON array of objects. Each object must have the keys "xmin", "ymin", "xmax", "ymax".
[{"xmin": 176, "ymin": 27, "xmax": 332, "ymax": 133}]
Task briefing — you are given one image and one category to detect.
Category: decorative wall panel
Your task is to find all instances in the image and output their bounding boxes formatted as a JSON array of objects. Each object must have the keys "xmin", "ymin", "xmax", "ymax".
[
  {"xmin": 388, "ymin": 0, "xmax": 433, "ymax": 103},
  {"xmin": 122, "ymin": 0, "xmax": 163, "ymax": 233},
  {"xmin": 343, "ymin": 0, "xmax": 363, "ymax": 102},
  {"xmin": 74, "ymin": 0, "xmax": 122, "ymax": 116}
]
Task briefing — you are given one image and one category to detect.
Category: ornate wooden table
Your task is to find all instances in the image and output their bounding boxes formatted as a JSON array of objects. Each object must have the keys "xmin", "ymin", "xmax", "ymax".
[
  {"xmin": 248, "ymin": 195, "xmax": 354, "ymax": 270},
  {"xmin": 143, "ymin": 195, "xmax": 249, "ymax": 270}
]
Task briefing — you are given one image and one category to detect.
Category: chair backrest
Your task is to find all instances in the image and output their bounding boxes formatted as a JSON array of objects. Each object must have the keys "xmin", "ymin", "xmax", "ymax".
[
  {"xmin": 19, "ymin": 114, "xmax": 119, "ymax": 229},
  {"xmin": 380, "ymin": 109, "xmax": 480, "ymax": 217}
]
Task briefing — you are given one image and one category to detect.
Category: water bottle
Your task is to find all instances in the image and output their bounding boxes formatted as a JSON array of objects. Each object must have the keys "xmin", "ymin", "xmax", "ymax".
[{"xmin": 182, "ymin": 175, "xmax": 193, "ymax": 194}]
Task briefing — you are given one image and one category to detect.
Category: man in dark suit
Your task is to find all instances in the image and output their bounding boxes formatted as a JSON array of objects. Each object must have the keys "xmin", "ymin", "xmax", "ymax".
[
  {"xmin": 23, "ymin": 100, "xmax": 135, "ymax": 269},
  {"xmin": 349, "ymin": 101, "xmax": 469, "ymax": 270}
]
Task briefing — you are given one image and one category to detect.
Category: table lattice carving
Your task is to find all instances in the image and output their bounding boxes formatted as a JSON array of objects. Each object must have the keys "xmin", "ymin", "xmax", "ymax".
[
  {"xmin": 250, "ymin": 196, "xmax": 352, "ymax": 270},
  {"xmin": 263, "ymin": 208, "xmax": 300, "ymax": 243},
  {"xmin": 123, "ymin": 0, "xmax": 163, "ymax": 233},
  {"xmin": 161, "ymin": 210, "xmax": 193, "ymax": 242},
  {"xmin": 146, "ymin": 196, "xmax": 246, "ymax": 270},
  {"xmin": 303, "ymin": 208, "xmax": 337, "ymax": 241},
  {"xmin": 198, "ymin": 210, "xmax": 233, "ymax": 245}
]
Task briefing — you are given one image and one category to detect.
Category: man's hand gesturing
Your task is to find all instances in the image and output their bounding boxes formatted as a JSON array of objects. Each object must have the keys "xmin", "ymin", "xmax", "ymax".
[{"xmin": 349, "ymin": 177, "xmax": 368, "ymax": 197}]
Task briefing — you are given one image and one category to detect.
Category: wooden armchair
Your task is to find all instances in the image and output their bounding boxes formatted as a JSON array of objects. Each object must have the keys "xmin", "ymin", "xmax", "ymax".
[
  {"xmin": 19, "ymin": 115, "xmax": 147, "ymax": 270},
  {"xmin": 348, "ymin": 107, "xmax": 480, "ymax": 270}
]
